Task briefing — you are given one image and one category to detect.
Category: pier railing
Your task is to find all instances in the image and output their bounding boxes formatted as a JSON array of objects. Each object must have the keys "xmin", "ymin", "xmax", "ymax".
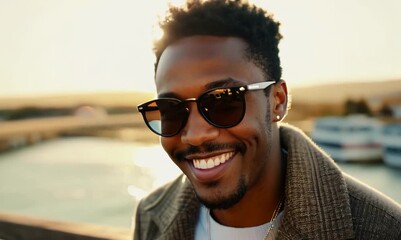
[
  {"xmin": 0, "ymin": 113, "xmax": 143, "ymax": 140},
  {"xmin": 0, "ymin": 113, "xmax": 153, "ymax": 151}
]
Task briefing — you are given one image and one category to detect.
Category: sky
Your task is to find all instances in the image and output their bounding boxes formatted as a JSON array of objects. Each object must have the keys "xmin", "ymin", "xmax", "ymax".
[{"xmin": 0, "ymin": 0, "xmax": 400, "ymax": 97}]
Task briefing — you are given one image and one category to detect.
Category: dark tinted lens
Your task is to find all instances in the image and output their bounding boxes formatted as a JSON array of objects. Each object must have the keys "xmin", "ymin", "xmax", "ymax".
[
  {"xmin": 199, "ymin": 88, "xmax": 245, "ymax": 127},
  {"xmin": 144, "ymin": 99, "xmax": 187, "ymax": 136}
]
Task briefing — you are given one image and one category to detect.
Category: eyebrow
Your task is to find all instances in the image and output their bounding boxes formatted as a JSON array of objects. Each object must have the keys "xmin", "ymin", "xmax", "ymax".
[
  {"xmin": 158, "ymin": 78, "xmax": 245, "ymax": 99},
  {"xmin": 205, "ymin": 78, "xmax": 244, "ymax": 89}
]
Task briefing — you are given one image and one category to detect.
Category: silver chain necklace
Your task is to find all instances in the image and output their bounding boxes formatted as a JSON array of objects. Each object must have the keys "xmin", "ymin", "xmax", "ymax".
[{"xmin": 206, "ymin": 195, "xmax": 284, "ymax": 240}]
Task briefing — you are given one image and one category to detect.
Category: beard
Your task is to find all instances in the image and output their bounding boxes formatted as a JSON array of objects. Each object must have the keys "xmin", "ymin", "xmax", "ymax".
[{"xmin": 195, "ymin": 176, "xmax": 247, "ymax": 210}]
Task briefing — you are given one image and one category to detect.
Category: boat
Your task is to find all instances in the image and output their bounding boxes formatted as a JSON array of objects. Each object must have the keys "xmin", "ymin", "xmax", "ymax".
[
  {"xmin": 381, "ymin": 123, "xmax": 401, "ymax": 168},
  {"xmin": 311, "ymin": 115, "xmax": 382, "ymax": 162}
]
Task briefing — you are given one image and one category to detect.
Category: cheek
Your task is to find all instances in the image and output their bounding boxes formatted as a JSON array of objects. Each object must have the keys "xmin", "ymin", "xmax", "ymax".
[
  {"xmin": 161, "ymin": 137, "xmax": 178, "ymax": 159},
  {"xmin": 230, "ymin": 98, "xmax": 272, "ymax": 149},
  {"xmin": 231, "ymin": 114, "xmax": 269, "ymax": 147},
  {"xmin": 243, "ymin": 101, "xmax": 270, "ymax": 132}
]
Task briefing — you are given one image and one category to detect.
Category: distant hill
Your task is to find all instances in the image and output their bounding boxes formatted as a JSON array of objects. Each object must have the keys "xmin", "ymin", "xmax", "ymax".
[
  {"xmin": 1, "ymin": 79, "xmax": 400, "ymax": 110},
  {"xmin": 0, "ymin": 91, "xmax": 155, "ymax": 110},
  {"xmin": 289, "ymin": 79, "xmax": 401, "ymax": 104}
]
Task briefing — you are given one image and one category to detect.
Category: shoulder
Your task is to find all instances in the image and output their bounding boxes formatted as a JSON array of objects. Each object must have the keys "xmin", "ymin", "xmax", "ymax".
[
  {"xmin": 344, "ymin": 173, "xmax": 401, "ymax": 239},
  {"xmin": 134, "ymin": 175, "xmax": 198, "ymax": 239}
]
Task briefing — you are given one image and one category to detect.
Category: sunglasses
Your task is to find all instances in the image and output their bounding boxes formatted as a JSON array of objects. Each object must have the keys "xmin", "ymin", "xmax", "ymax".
[{"xmin": 137, "ymin": 81, "xmax": 275, "ymax": 137}]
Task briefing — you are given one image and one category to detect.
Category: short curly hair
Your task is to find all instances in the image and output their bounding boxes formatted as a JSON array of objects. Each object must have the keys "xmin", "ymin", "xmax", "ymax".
[{"xmin": 153, "ymin": 0, "xmax": 282, "ymax": 81}]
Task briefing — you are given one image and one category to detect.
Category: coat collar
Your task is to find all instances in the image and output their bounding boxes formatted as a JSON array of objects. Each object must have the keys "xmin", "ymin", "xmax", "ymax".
[
  {"xmin": 278, "ymin": 124, "xmax": 354, "ymax": 239},
  {"xmin": 144, "ymin": 175, "xmax": 199, "ymax": 239},
  {"xmin": 146, "ymin": 124, "xmax": 354, "ymax": 239}
]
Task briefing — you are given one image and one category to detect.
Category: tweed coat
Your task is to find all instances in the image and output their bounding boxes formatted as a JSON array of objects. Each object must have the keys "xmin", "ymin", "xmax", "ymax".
[{"xmin": 133, "ymin": 124, "xmax": 401, "ymax": 239}]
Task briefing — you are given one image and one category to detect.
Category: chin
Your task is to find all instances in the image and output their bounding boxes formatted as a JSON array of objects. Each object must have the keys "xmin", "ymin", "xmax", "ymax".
[{"xmin": 195, "ymin": 177, "xmax": 247, "ymax": 210}]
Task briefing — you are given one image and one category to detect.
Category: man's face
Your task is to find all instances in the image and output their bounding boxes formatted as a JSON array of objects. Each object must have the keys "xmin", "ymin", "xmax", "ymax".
[{"xmin": 155, "ymin": 36, "xmax": 278, "ymax": 209}]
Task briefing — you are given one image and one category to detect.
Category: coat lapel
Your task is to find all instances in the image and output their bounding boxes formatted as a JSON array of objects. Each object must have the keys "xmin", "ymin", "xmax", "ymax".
[{"xmin": 147, "ymin": 175, "xmax": 200, "ymax": 240}]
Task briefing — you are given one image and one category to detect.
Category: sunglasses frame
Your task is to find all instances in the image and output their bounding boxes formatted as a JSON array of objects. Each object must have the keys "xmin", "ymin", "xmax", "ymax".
[{"xmin": 137, "ymin": 81, "xmax": 276, "ymax": 137}]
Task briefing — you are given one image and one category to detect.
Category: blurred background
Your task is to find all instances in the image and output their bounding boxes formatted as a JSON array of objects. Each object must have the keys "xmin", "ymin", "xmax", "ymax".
[{"xmin": 0, "ymin": 0, "xmax": 400, "ymax": 238}]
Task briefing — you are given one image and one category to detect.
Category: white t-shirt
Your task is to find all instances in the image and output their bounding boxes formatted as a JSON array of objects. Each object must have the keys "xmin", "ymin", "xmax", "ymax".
[{"xmin": 194, "ymin": 205, "xmax": 284, "ymax": 240}]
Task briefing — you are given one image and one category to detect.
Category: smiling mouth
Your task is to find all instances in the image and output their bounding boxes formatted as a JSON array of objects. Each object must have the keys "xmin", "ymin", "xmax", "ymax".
[{"xmin": 192, "ymin": 152, "xmax": 235, "ymax": 169}]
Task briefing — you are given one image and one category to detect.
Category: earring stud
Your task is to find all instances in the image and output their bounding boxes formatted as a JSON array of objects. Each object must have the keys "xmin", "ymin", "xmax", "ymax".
[{"xmin": 276, "ymin": 115, "xmax": 280, "ymax": 120}]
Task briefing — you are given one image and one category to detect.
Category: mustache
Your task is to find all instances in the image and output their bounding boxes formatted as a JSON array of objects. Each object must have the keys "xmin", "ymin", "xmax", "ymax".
[{"xmin": 174, "ymin": 142, "xmax": 246, "ymax": 161}]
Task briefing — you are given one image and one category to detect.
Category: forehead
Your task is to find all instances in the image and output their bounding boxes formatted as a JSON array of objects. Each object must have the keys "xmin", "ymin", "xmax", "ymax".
[{"xmin": 155, "ymin": 36, "xmax": 264, "ymax": 97}]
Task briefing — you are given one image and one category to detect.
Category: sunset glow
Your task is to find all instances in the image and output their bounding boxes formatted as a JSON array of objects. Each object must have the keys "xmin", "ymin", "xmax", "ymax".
[{"xmin": 0, "ymin": 0, "xmax": 400, "ymax": 97}]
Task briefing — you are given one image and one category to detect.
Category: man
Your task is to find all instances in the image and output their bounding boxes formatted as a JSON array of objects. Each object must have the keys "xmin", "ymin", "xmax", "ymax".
[{"xmin": 134, "ymin": 0, "xmax": 401, "ymax": 239}]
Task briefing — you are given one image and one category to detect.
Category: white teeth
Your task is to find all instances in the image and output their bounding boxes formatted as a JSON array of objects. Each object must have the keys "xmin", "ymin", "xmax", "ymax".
[
  {"xmin": 207, "ymin": 160, "xmax": 214, "ymax": 168},
  {"xmin": 192, "ymin": 152, "xmax": 234, "ymax": 170},
  {"xmin": 220, "ymin": 155, "xmax": 226, "ymax": 164},
  {"xmin": 214, "ymin": 158, "xmax": 220, "ymax": 167},
  {"xmin": 200, "ymin": 160, "xmax": 207, "ymax": 169}
]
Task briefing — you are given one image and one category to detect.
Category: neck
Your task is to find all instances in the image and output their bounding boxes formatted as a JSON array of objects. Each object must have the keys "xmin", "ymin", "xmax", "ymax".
[{"xmin": 211, "ymin": 143, "xmax": 285, "ymax": 227}]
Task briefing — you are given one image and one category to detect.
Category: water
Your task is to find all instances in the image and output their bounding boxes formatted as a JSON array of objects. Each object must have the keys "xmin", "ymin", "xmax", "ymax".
[
  {"xmin": 0, "ymin": 137, "xmax": 400, "ymax": 229},
  {"xmin": 337, "ymin": 161, "xmax": 401, "ymax": 203},
  {"xmin": 0, "ymin": 137, "xmax": 181, "ymax": 229}
]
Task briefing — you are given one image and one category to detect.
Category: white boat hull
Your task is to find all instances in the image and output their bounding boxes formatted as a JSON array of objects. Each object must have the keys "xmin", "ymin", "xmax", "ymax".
[
  {"xmin": 316, "ymin": 144, "xmax": 382, "ymax": 162},
  {"xmin": 383, "ymin": 151, "xmax": 401, "ymax": 168},
  {"xmin": 311, "ymin": 115, "xmax": 382, "ymax": 162},
  {"xmin": 381, "ymin": 124, "xmax": 401, "ymax": 168}
]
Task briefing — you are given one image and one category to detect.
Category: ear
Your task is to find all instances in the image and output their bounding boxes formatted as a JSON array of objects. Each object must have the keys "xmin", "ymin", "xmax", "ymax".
[{"xmin": 272, "ymin": 80, "xmax": 288, "ymax": 122}]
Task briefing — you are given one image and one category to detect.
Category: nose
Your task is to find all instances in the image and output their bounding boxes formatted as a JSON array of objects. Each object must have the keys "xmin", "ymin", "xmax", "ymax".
[{"xmin": 181, "ymin": 103, "xmax": 219, "ymax": 146}]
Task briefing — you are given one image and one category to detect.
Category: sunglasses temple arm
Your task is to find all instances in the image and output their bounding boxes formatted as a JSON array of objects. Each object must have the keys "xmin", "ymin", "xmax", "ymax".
[{"xmin": 246, "ymin": 81, "xmax": 275, "ymax": 91}]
